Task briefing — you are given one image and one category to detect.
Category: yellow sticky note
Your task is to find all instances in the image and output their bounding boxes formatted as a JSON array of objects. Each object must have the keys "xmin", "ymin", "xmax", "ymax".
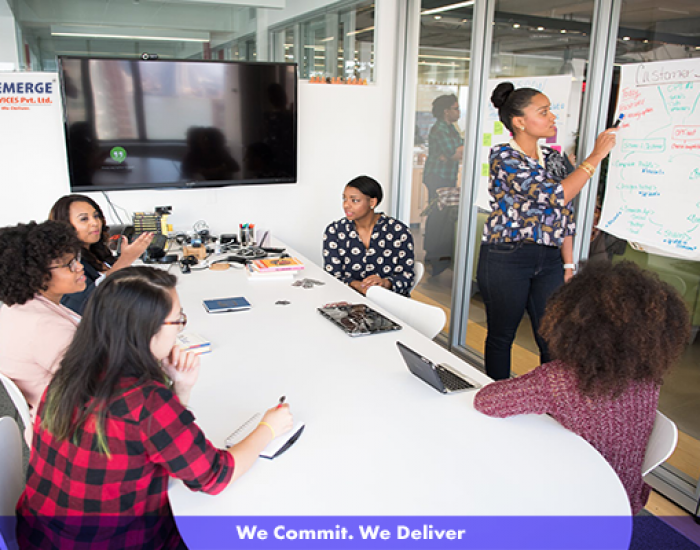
[
  {"xmin": 483, "ymin": 133, "xmax": 492, "ymax": 147},
  {"xmin": 494, "ymin": 121, "xmax": 504, "ymax": 135},
  {"xmin": 481, "ymin": 163, "xmax": 489, "ymax": 177}
]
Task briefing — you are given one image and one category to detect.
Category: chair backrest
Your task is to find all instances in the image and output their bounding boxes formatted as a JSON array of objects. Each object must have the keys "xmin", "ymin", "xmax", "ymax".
[
  {"xmin": 366, "ymin": 286, "xmax": 446, "ymax": 339},
  {"xmin": 411, "ymin": 261, "xmax": 425, "ymax": 292},
  {"xmin": 642, "ymin": 411, "xmax": 678, "ymax": 477},
  {"xmin": 0, "ymin": 375, "xmax": 31, "ymax": 441},
  {"xmin": 0, "ymin": 416, "xmax": 24, "ymax": 550}
]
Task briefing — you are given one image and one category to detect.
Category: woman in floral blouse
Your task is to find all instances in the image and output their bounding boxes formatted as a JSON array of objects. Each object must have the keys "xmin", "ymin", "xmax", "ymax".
[
  {"xmin": 323, "ymin": 176, "xmax": 415, "ymax": 296},
  {"xmin": 477, "ymin": 82, "xmax": 617, "ymax": 381}
]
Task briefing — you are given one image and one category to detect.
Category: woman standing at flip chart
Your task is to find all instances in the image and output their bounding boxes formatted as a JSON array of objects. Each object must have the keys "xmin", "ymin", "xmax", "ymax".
[{"xmin": 477, "ymin": 82, "xmax": 618, "ymax": 381}]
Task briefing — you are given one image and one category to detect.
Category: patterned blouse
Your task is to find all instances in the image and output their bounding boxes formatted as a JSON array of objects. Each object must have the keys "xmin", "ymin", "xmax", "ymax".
[
  {"xmin": 323, "ymin": 214, "xmax": 415, "ymax": 296},
  {"xmin": 482, "ymin": 142, "xmax": 576, "ymax": 247},
  {"xmin": 16, "ymin": 377, "xmax": 234, "ymax": 550}
]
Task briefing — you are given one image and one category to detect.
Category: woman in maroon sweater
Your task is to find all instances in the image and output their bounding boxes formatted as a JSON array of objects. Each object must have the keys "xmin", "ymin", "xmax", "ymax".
[{"xmin": 474, "ymin": 261, "xmax": 689, "ymax": 514}]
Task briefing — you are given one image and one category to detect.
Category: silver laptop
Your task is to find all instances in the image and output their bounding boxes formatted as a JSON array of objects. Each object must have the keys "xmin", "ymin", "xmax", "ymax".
[{"xmin": 397, "ymin": 341, "xmax": 481, "ymax": 394}]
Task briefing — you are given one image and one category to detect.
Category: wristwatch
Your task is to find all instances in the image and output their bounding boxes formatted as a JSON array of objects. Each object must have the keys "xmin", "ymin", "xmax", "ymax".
[{"xmin": 563, "ymin": 263, "xmax": 577, "ymax": 271}]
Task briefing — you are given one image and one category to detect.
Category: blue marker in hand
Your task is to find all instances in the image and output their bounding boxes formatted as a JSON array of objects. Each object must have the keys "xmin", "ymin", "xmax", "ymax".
[{"xmin": 613, "ymin": 113, "xmax": 625, "ymax": 128}]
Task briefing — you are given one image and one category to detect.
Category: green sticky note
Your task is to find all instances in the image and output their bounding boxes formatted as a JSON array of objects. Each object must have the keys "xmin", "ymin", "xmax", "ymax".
[
  {"xmin": 481, "ymin": 163, "xmax": 489, "ymax": 177},
  {"xmin": 494, "ymin": 121, "xmax": 504, "ymax": 135},
  {"xmin": 110, "ymin": 147, "xmax": 127, "ymax": 163},
  {"xmin": 483, "ymin": 133, "xmax": 492, "ymax": 147}
]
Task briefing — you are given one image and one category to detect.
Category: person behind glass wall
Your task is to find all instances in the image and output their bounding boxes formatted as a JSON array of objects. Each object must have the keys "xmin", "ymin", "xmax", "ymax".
[
  {"xmin": 16, "ymin": 267, "xmax": 293, "ymax": 549},
  {"xmin": 49, "ymin": 194, "xmax": 153, "ymax": 315},
  {"xmin": 423, "ymin": 94, "xmax": 464, "ymax": 277},
  {"xmin": 0, "ymin": 221, "xmax": 84, "ymax": 441},
  {"xmin": 477, "ymin": 82, "xmax": 618, "ymax": 381},
  {"xmin": 323, "ymin": 176, "xmax": 415, "ymax": 296},
  {"xmin": 474, "ymin": 262, "xmax": 689, "ymax": 514}
]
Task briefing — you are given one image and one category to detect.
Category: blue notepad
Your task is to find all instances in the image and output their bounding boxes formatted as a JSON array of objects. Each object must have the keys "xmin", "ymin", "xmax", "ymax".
[{"xmin": 203, "ymin": 297, "xmax": 251, "ymax": 313}]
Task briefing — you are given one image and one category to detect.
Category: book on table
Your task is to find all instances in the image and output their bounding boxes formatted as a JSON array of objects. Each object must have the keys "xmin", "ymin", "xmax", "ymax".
[
  {"xmin": 176, "ymin": 332, "xmax": 212, "ymax": 355},
  {"xmin": 246, "ymin": 264, "xmax": 295, "ymax": 280},
  {"xmin": 251, "ymin": 257, "xmax": 304, "ymax": 272}
]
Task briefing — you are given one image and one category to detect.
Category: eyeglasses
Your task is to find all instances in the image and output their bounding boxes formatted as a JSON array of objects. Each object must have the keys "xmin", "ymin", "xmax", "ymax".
[
  {"xmin": 163, "ymin": 310, "xmax": 188, "ymax": 332},
  {"xmin": 49, "ymin": 252, "xmax": 82, "ymax": 272}
]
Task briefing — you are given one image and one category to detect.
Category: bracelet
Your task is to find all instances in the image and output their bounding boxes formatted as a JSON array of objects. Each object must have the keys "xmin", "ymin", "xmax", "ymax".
[
  {"xmin": 579, "ymin": 161, "xmax": 595, "ymax": 178},
  {"xmin": 563, "ymin": 263, "xmax": 576, "ymax": 271},
  {"xmin": 259, "ymin": 421, "xmax": 276, "ymax": 439}
]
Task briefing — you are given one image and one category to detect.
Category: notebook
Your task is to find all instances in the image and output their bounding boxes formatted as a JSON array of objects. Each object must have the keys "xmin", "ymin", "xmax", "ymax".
[
  {"xmin": 203, "ymin": 296, "xmax": 251, "ymax": 313},
  {"xmin": 317, "ymin": 304, "xmax": 402, "ymax": 337},
  {"xmin": 396, "ymin": 341, "xmax": 481, "ymax": 394},
  {"xmin": 225, "ymin": 413, "xmax": 305, "ymax": 460}
]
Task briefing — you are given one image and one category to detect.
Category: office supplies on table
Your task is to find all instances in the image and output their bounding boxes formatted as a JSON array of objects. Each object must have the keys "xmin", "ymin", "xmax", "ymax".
[
  {"xmin": 203, "ymin": 297, "xmax": 251, "ymax": 313},
  {"xmin": 225, "ymin": 413, "xmax": 305, "ymax": 459},
  {"xmin": 396, "ymin": 341, "xmax": 480, "ymax": 394},
  {"xmin": 317, "ymin": 304, "xmax": 401, "ymax": 337}
]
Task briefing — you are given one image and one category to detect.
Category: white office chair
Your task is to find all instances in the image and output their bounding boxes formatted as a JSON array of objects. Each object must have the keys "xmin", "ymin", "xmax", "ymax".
[
  {"xmin": 411, "ymin": 261, "xmax": 425, "ymax": 292},
  {"xmin": 642, "ymin": 411, "xmax": 678, "ymax": 477},
  {"xmin": 366, "ymin": 286, "xmax": 446, "ymax": 339},
  {"xmin": 0, "ymin": 374, "xmax": 32, "ymax": 447},
  {"xmin": 0, "ymin": 416, "xmax": 23, "ymax": 550}
]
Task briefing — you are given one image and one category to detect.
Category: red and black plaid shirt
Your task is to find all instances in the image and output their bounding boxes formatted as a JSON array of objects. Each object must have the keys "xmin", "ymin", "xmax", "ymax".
[{"xmin": 16, "ymin": 377, "xmax": 234, "ymax": 549}]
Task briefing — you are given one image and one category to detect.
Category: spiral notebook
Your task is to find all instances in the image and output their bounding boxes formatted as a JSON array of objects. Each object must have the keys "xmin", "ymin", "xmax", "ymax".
[{"xmin": 225, "ymin": 413, "xmax": 305, "ymax": 459}]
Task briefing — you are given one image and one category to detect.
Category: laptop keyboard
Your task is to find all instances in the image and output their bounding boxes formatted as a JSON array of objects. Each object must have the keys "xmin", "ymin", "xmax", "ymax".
[{"xmin": 437, "ymin": 365, "xmax": 474, "ymax": 391}]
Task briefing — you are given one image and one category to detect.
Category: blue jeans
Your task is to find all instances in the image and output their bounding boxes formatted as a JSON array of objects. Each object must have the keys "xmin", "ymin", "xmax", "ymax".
[{"xmin": 476, "ymin": 241, "xmax": 564, "ymax": 381}]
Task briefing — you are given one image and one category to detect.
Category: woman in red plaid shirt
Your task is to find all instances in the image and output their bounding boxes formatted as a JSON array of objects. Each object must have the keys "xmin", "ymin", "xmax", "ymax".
[{"xmin": 16, "ymin": 267, "xmax": 293, "ymax": 549}]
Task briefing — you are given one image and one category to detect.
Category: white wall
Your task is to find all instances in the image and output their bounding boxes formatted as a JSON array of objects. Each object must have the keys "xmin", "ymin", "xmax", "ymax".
[{"xmin": 0, "ymin": 0, "xmax": 399, "ymax": 266}]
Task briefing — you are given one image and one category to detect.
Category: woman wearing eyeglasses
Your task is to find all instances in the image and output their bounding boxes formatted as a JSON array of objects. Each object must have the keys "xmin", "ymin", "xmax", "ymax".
[
  {"xmin": 17, "ymin": 267, "xmax": 293, "ymax": 550},
  {"xmin": 0, "ymin": 221, "xmax": 85, "ymax": 425},
  {"xmin": 49, "ymin": 194, "xmax": 153, "ymax": 315}
]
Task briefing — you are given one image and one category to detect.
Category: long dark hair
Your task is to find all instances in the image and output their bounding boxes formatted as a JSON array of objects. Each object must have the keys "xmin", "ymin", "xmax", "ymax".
[
  {"xmin": 49, "ymin": 194, "xmax": 113, "ymax": 272},
  {"xmin": 42, "ymin": 267, "xmax": 177, "ymax": 454},
  {"xmin": 540, "ymin": 261, "xmax": 690, "ymax": 397},
  {"xmin": 491, "ymin": 82, "xmax": 541, "ymax": 134}
]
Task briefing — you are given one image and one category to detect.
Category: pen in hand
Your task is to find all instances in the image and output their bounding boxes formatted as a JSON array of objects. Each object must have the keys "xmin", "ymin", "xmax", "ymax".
[
  {"xmin": 277, "ymin": 396, "xmax": 286, "ymax": 409},
  {"xmin": 613, "ymin": 113, "xmax": 624, "ymax": 128}
]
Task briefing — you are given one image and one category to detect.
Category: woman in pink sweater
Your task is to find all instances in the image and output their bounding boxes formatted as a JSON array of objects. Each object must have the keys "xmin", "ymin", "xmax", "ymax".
[
  {"xmin": 474, "ymin": 261, "xmax": 689, "ymax": 514},
  {"xmin": 0, "ymin": 221, "xmax": 86, "ymax": 424}
]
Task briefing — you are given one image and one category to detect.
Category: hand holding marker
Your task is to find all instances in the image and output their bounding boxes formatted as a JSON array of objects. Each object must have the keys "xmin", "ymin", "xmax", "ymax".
[{"xmin": 613, "ymin": 113, "xmax": 624, "ymax": 128}]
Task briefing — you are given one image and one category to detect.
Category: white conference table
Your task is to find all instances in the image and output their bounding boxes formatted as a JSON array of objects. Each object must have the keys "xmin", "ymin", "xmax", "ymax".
[{"xmin": 166, "ymin": 245, "xmax": 632, "ymax": 548}]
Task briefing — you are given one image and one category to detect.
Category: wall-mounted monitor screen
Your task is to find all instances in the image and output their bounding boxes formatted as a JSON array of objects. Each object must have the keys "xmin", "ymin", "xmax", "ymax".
[{"xmin": 58, "ymin": 56, "xmax": 297, "ymax": 192}]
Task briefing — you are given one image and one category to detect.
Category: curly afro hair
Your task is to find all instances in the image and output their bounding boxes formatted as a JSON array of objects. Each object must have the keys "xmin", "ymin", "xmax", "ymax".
[
  {"xmin": 540, "ymin": 261, "xmax": 690, "ymax": 397},
  {"xmin": 0, "ymin": 221, "xmax": 82, "ymax": 306}
]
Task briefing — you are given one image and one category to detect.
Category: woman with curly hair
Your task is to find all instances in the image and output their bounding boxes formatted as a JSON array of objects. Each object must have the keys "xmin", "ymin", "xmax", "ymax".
[
  {"xmin": 0, "ymin": 221, "xmax": 86, "ymax": 422},
  {"xmin": 474, "ymin": 261, "xmax": 690, "ymax": 514},
  {"xmin": 49, "ymin": 194, "xmax": 153, "ymax": 314}
]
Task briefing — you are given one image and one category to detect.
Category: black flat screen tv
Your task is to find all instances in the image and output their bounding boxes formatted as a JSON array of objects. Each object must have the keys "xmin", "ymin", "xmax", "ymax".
[{"xmin": 58, "ymin": 56, "xmax": 297, "ymax": 192}]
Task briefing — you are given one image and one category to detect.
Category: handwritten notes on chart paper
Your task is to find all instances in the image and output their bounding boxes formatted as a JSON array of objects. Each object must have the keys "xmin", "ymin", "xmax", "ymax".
[{"xmin": 600, "ymin": 58, "xmax": 700, "ymax": 259}]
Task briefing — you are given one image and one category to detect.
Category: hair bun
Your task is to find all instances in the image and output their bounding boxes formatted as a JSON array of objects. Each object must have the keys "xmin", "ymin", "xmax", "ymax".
[{"xmin": 491, "ymin": 82, "xmax": 515, "ymax": 109}]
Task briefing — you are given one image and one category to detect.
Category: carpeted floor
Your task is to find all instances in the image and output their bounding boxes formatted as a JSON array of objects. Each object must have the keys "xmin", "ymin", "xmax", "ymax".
[{"xmin": 631, "ymin": 512, "xmax": 700, "ymax": 550}]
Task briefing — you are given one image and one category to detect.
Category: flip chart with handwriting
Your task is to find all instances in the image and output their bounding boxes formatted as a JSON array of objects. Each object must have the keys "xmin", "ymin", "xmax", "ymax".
[{"xmin": 600, "ymin": 58, "xmax": 700, "ymax": 259}]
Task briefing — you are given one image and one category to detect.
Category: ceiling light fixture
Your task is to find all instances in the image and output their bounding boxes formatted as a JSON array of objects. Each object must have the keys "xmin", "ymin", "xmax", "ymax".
[
  {"xmin": 434, "ymin": 15, "xmax": 442, "ymax": 20},
  {"xmin": 421, "ymin": 1, "xmax": 475, "ymax": 16},
  {"xmin": 51, "ymin": 25, "xmax": 209, "ymax": 43},
  {"xmin": 537, "ymin": 26, "xmax": 545, "ymax": 31},
  {"xmin": 513, "ymin": 23, "xmax": 520, "ymax": 29}
]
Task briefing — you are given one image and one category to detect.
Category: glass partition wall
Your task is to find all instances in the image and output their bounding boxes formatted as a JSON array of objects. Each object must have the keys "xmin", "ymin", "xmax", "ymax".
[{"xmin": 397, "ymin": 0, "xmax": 700, "ymax": 516}]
